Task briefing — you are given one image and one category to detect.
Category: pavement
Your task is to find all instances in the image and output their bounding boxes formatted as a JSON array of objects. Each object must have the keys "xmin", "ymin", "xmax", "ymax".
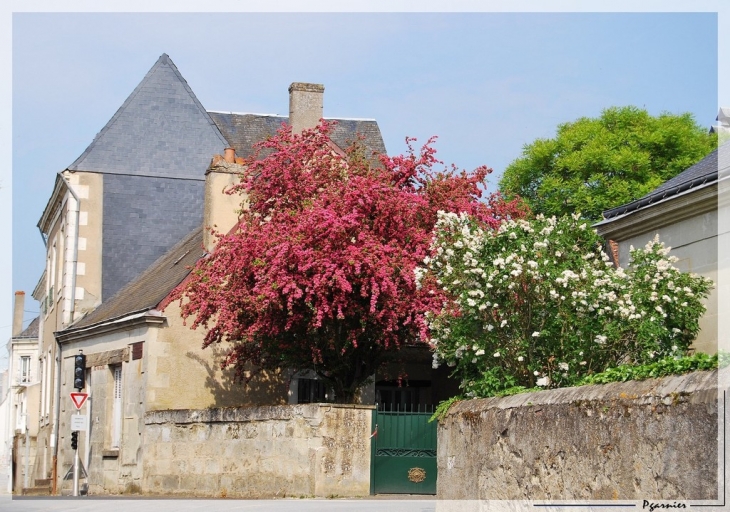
[
  {"xmin": 0, "ymin": 495, "xmax": 442, "ymax": 512},
  {"xmin": 0, "ymin": 464, "xmax": 10, "ymax": 495}
]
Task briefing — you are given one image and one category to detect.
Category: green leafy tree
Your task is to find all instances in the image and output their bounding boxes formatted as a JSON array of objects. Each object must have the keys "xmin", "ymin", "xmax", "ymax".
[{"xmin": 499, "ymin": 106, "xmax": 716, "ymax": 221}]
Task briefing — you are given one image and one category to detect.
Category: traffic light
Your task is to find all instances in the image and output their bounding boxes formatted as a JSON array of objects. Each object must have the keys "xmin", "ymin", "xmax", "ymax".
[
  {"xmin": 71, "ymin": 431, "xmax": 78, "ymax": 450},
  {"xmin": 74, "ymin": 353, "xmax": 86, "ymax": 390}
]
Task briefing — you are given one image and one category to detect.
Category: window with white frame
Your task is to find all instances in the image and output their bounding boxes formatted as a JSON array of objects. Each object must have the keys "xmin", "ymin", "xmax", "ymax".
[
  {"xmin": 49, "ymin": 243, "xmax": 56, "ymax": 308},
  {"xmin": 19, "ymin": 356, "xmax": 31, "ymax": 384},
  {"xmin": 40, "ymin": 355, "xmax": 45, "ymax": 417},
  {"xmin": 44, "ymin": 350, "xmax": 52, "ymax": 417},
  {"xmin": 111, "ymin": 366, "xmax": 122, "ymax": 449},
  {"xmin": 16, "ymin": 399, "xmax": 25, "ymax": 430}
]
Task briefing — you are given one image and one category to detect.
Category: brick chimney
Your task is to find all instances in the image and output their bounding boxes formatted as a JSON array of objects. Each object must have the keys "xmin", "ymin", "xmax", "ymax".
[
  {"xmin": 203, "ymin": 151, "xmax": 247, "ymax": 253},
  {"xmin": 288, "ymin": 82, "xmax": 324, "ymax": 135},
  {"xmin": 13, "ymin": 291, "xmax": 25, "ymax": 337}
]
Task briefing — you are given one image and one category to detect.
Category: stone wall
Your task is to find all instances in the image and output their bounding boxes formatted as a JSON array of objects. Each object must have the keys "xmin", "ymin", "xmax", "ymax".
[
  {"xmin": 438, "ymin": 370, "xmax": 722, "ymax": 500},
  {"xmin": 142, "ymin": 404, "xmax": 373, "ymax": 498}
]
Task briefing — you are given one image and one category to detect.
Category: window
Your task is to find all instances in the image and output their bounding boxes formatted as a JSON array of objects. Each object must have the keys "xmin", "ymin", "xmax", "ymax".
[
  {"xmin": 40, "ymin": 356, "xmax": 45, "ymax": 417},
  {"xmin": 19, "ymin": 356, "xmax": 31, "ymax": 384},
  {"xmin": 297, "ymin": 378, "xmax": 332, "ymax": 404},
  {"xmin": 111, "ymin": 366, "xmax": 122, "ymax": 449},
  {"xmin": 49, "ymin": 243, "xmax": 56, "ymax": 306},
  {"xmin": 44, "ymin": 350, "xmax": 52, "ymax": 417},
  {"xmin": 16, "ymin": 400, "xmax": 25, "ymax": 430},
  {"xmin": 58, "ymin": 225, "xmax": 65, "ymax": 295}
]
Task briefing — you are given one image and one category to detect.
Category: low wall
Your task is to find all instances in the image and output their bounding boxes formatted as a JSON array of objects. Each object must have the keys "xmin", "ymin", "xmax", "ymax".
[
  {"xmin": 142, "ymin": 404, "xmax": 373, "ymax": 498},
  {"xmin": 438, "ymin": 370, "xmax": 722, "ymax": 500}
]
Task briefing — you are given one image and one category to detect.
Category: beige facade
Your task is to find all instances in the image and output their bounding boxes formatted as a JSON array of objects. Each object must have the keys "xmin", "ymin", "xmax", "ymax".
[
  {"xmin": 24, "ymin": 79, "xmax": 398, "ymax": 496},
  {"xmin": 50, "ymin": 304, "xmax": 293, "ymax": 494},
  {"xmin": 54, "ymin": 317, "xmax": 152, "ymax": 494},
  {"xmin": 32, "ymin": 170, "xmax": 104, "ymax": 493},
  {"xmin": 149, "ymin": 301, "xmax": 288, "ymax": 412},
  {"xmin": 3, "ymin": 292, "xmax": 40, "ymax": 493},
  {"xmin": 595, "ymin": 184, "xmax": 718, "ymax": 354}
]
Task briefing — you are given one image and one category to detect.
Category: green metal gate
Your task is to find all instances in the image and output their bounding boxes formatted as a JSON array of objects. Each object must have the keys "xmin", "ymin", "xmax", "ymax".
[{"xmin": 370, "ymin": 405, "xmax": 438, "ymax": 494}]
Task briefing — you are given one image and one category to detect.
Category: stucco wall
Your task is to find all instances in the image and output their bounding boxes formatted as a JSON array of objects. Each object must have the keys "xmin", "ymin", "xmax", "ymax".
[
  {"xmin": 614, "ymin": 210, "xmax": 718, "ymax": 355},
  {"xmin": 438, "ymin": 370, "xmax": 721, "ymax": 500},
  {"xmin": 69, "ymin": 171, "xmax": 104, "ymax": 317},
  {"xmin": 142, "ymin": 404, "xmax": 373, "ymax": 498},
  {"xmin": 57, "ymin": 326, "xmax": 151, "ymax": 495},
  {"xmin": 147, "ymin": 302, "xmax": 289, "ymax": 411}
]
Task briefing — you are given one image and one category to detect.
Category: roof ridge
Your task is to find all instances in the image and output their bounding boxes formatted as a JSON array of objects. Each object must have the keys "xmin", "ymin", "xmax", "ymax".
[
  {"xmin": 209, "ymin": 111, "xmax": 377, "ymax": 122},
  {"xmin": 67, "ymin": 54, "xmax": 227, "ymax": 171}
]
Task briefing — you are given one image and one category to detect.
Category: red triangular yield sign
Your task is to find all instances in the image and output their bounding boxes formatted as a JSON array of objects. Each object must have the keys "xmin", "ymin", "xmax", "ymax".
[{"xmin": 70, "ymin": 392, "xmax": 88, "ymax": 410}]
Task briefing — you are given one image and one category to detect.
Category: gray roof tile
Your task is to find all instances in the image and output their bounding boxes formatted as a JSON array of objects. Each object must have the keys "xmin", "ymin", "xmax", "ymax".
[
  {"xmin": 208, "ymin": 113, "xmax": 387, "ymax": 160},
  {"xmin": 73, "ymin": 225, "xmax": 204, "ymax": 329},
  {"xmin": 68, "ymin": 54, "xmax": 228, "ymax": 179},
  {"xmin": 16, "ymin": 317, "xmax": 39, "ymax": 339}
]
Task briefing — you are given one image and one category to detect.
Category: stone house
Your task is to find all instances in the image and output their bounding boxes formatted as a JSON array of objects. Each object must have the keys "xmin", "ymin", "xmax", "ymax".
[
  {"xmin": 30, "ymin": 53, "xmax": 232, "ymax": 493},
  {"xmin": 594, "ymin": 140, "xmax": 727, "ymax": 355},
  {"xmin": 27, "ymin": 53, "xmax": 396, "ymax": 494},
  {"xmin": 1, "ymin": 292, "xmax": 40, "ymax": 493}
]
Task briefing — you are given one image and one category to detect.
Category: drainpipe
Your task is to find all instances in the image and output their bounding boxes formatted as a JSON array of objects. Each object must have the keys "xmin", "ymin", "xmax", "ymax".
[
  {"xmin": 63, "ymin": 173, "xmax": 81, "ymax": 326},
  {"xmin": 51, "ymin": 338, "xmax": 61, "ymax": 494},
  {"xmin": 23, "ymin": 413, "xmax": 30, "ymax": 490}
]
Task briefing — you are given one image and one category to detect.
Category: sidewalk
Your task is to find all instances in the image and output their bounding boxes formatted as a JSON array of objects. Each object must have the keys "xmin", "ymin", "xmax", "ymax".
[{"xmin": 0, "ymin": 464, "xmax": 10, "ymax": 495}]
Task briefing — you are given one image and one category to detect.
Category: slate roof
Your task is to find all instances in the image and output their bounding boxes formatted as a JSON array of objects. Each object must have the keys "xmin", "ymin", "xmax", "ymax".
[
  {"xmin": 68, "ymin": 54, "xmax": 228, "ymax": 179},
  {"xmin": 601, "ymin": 146, "xmax": 720, "ymax": 220},
  {"xmin": 15, "ymin": 317, "xmax": 39, "ymax": 339},
  {"xmin": 208, "ymin": 113, "xmax": 387, "ymax": 160},
  {"xmin": 56, "ymin": 54, "xmax": 389, "ymax": 332},
  {"xmin": 72, "ymin": 225, "xmax": 205, "ymax": 329}
]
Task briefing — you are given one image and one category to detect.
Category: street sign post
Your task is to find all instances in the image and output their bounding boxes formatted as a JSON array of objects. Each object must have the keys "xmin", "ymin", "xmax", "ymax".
[
  {"xmin": 70, "ymin": 392, "xmax": 88, "ymax": 410},
  {"xmin": 71, "ymin": 415, "xmax": 87, "ymax": 431}
]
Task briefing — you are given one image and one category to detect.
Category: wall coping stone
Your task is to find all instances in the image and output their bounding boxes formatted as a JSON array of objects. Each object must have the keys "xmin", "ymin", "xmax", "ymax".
[
  {"xmin": 145, "ymin": 403, "xmax": 375, "ymax": 425},
  {"xmin": 447, "ymin": 368, "xmax": 726, "ymax": 416}
]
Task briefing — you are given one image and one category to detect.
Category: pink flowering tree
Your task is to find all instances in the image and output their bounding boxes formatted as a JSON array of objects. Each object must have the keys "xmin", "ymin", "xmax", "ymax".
[{"xmin": 171, "ymin": 122, "xmax": 526, "ymax": 403}]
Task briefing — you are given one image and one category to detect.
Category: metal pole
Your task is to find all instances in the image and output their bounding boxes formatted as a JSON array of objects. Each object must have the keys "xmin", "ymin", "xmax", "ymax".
[
  {"xmin": 72, "ymin": 409, "xmax": 79, "ymax": 497},
  {"xmin": 72, "ymin": 432, "xmax": 79, "ymax": 497},
  {"xmin": 23, "ymin": 415, "xmax": 30, "ymax": 490}
]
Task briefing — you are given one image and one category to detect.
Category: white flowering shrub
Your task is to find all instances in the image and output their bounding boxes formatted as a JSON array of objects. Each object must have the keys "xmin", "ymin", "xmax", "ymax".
[{"xmin": 419, "ymin": 212, "xmax": 713, "ymax": 398}]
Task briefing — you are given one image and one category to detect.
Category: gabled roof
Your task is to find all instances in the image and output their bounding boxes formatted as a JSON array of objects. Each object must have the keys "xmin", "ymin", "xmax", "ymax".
[
  {"xmin": 600, "ymin": 145, "xmax": 720, "ymax": 221},
  {"xmin": 67, "ymin": 54, "xmax": 228, "ymax": 179},
  {"xmin": 70, "ymin": 225, "xmax": 205, "ymax": 329},
  {"xmin": 208, "ymin": 112, "xmax": 387, "ymax": 160},
  {"xmin": 15, "ymin": 317, "xmax": 39, "ymax": 339}
]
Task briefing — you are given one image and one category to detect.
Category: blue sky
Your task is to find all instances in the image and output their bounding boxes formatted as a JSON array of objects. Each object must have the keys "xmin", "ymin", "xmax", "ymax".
[{"xmin": 1, "ymin": 3, "xmax": 728, "ymax": 370}]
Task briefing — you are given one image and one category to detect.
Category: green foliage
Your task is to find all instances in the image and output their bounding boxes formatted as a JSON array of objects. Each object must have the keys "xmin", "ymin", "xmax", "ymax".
[
  {"xmin": 499, "ymin": 106, "xmax": 717, "ymax": 221},
  {"xmin": 430, "ymin": 395, "xmax": 463, "ymax": 422},
  {"xmin": 578, "ymin": 352, "xmax": 718, "ymax": 385},
  {"xmin": 419, "ymin": 213, "xmax": 714, "ymax": 399},
  {"xmin": 720, "ymin": 350, "xmax": 730, "ymax": 368},
  {"xmin": 433, "ymin": 353, "xmax": 720, "ymax": 411}
]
